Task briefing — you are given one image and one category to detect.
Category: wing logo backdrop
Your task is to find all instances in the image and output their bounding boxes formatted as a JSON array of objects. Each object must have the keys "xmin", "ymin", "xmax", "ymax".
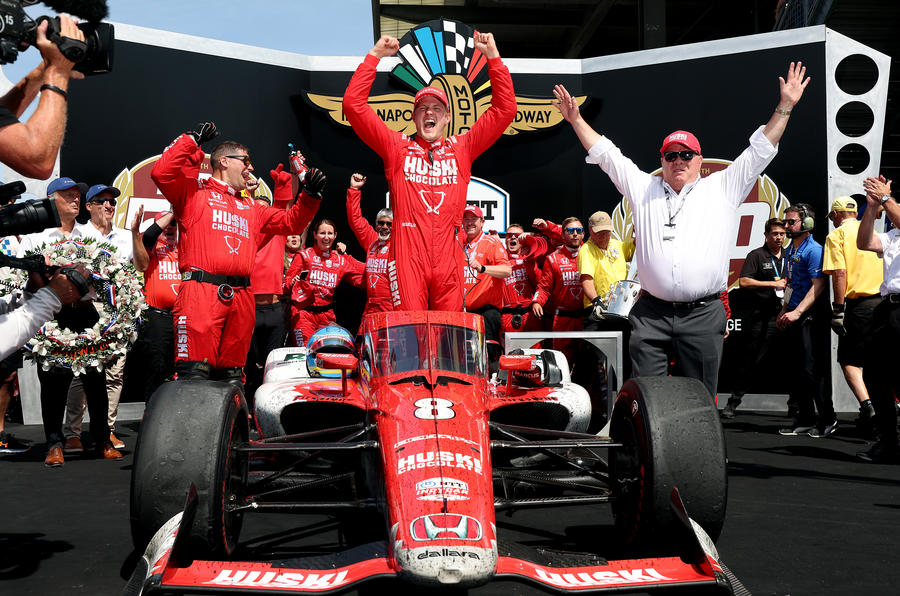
[
  {"xmin": 610, "ymin": 159, "xmax": 791, "ymax": 290},
  {"xmin": 306, "ymin": 19, "xmax": 586, "ymax": 138}
]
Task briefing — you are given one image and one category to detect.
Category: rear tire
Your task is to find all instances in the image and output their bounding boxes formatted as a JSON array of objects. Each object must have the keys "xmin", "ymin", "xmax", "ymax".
[
  {"xmin": 609, "ymin": 376, "xmax": 727, "ymax": 548},
  {"xmin": 130, "ymin": 380, "xmax": 249, "ymax": 557}
]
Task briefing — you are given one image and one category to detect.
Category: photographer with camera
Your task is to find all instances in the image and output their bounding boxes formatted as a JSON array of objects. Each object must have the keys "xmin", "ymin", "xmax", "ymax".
[{"xmin": 0, "ymin": 16, "xmax": 84, "ymax": 179}]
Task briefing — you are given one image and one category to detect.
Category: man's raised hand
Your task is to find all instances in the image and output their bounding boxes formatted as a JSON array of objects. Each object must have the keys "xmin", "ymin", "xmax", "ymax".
[
  {"xmin": 370, "ymin": 36, "xmax": 400, "ymax": 59},
  {"xmin": 304, "ymin": 168, "xmax": 327, "ymax": 200},
  {"xmin": 474, "ymin": 32, "xmax": 499, "ymax": 59},
  {"xmin": 552, "ymin": 85, "xmax": 580, "ymax": 123},
  {"xmin": 187, "ymin": 121, "xmax": 218, "ymax": 145},
  {"xmin": 270, "ymin": 163, "xmax": 292, "ymax": 186},
  {"xmin": 130, "ymin": 204, "xmax": 145, "ymax": 234},
  {"xmin": 350, "ymin": 173, "xmax": 366, "ymax": 189},
  {"xmin": 779, "ymin": 61, "xmax": 810, "ymax": 109}
]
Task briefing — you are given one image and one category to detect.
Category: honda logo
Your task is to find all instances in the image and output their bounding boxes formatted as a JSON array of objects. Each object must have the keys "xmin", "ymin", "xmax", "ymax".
[{"xmin": 409, "ymin": 514, "xmax": 482, "ymax": 541}]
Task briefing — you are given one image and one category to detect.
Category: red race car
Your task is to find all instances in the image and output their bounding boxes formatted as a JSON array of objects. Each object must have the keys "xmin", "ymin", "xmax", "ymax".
[{"xmin": 127, "ymin": 311, "xmax": 742, "ymax": 594}]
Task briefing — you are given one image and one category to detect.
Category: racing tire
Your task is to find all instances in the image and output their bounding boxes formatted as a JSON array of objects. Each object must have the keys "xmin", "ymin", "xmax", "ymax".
[
  {"xmin": 609, "ymin": 376, "xmax": 727, "ymax": 548},
  {"xmin": 130, "ymin": 380, "xmax": 249, "ymax": 558}
]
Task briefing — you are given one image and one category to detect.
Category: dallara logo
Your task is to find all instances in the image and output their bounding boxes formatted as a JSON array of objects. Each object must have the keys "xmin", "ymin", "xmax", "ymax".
[{"xmin": 307, "ymin": 19, "xmax": 585, "ymax": 137}]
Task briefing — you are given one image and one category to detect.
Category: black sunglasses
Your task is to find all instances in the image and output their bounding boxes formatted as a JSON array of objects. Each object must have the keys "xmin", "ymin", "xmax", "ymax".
[
  {"xmin": 225, "ymin": 154, "xmax": 252, "ymax": 166},
  {"xmin": 784, "ymin": 218, "xmax": 800, "ymax": 226},
  {"xmin": 376, "ymin": 220, "xmax": 392, "ymax": 228},
  {"xmin": 564, "ymin": 227, "xmax": 584, "ymax": 234},
  {"xmin": 663, "ymin": 150, "xmax": 697, "ymax": 162},
  {"xmin": 90, "ymin": 198, "xmax": 117, "ymax": 206}
]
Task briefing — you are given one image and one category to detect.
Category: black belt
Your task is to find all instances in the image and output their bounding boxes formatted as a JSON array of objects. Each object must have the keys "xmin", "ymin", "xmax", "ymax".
[
  {"xmin": 846, "ymin": 294, "xmax": 881, "ymax": 303},
  {"xmin": 886, "ymin": 293, "xmax": 900, "ymax": 304},
  {"xmin": 182, "ymin": 269, "xmax": 250, "ymax": 301},
  {"xmin": 146, "ymin": 306, "xmax": 173, "ymax": 316},
  {"xmin": 181, "ymin": 269, "xmax": 251, "ymax": 287},
  {"xmin": 556, "ymin": 307, "xmax": 589, "ymax": 317},
  {"xmin": 307, "ymin": 303, "xmax": 334, "ymax": 313},
  {"xmin": 641, "ymin": 291, "xmax": 720, "ymax": 309},
  {"xmin": 502, "ymin": 306, "xmax": 531, "ymax": 315}
]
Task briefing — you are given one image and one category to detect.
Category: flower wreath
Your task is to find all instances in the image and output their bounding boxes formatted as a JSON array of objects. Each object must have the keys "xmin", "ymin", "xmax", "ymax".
[{"xmin": 0, "ymin": 239, "xmax": 146, "ymax": 375}]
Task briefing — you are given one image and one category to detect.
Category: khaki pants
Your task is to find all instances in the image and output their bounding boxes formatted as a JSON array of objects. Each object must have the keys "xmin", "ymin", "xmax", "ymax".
[{"xmin": 63, "ymin": 355, "xmax": 124, "ymax": 438}]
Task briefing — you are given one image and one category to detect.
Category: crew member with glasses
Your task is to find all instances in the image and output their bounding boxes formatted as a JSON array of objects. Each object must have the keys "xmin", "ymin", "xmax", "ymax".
[
  {"xmin": 151, "ymin": 123, "xmax": 325, "ymax": 385},
  {"xmin": 551, "ymin": 62, "xmax": 810, "ymax": 398}
]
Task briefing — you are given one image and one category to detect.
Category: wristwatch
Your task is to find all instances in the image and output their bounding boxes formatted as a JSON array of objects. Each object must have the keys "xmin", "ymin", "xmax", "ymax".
[
  {"xmin": 479, "ymin": 265, "xmax": 486, "ymax": 273},
  {"xmin": 881, "ymin": 194, "xmax": 892, "ymax": 205}
]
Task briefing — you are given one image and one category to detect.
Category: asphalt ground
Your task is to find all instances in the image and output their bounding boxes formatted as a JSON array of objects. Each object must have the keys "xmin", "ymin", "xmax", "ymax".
[{"xmin": 1, "ymin": 410, "xmax": 898, "ymax": 596}]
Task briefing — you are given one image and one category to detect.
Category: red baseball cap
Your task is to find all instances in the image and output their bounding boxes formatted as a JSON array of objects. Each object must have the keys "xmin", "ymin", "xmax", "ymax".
[
  {"xmin": 464, "ymin": 204, "xmax": 484, "ymax": 218},
  {"xmin": 414, "ymin": 86, "xmax": 449, "ymax": 109},
  {"xmin": 660, "ymin": 130, "xmax": 701, "ymax": 155}
]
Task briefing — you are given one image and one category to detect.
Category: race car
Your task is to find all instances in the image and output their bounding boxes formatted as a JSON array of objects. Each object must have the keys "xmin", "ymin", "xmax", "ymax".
[{"xmin": 126, "ymin": 311, "xmax": 743, "ymax": 594}]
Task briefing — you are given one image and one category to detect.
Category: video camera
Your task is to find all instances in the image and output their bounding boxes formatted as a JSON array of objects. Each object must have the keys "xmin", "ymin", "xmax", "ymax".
[
  {"xmin": 0, "ymin": 180, "xmax": 61, "ymax": 275},
  {"xmin": 0, "ymin": 0, "xmax": 114, "ymax": 75}
]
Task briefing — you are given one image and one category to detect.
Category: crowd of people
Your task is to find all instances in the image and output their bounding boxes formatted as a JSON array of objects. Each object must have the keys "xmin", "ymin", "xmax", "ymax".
[{"xmin": 1, "ymin": 28, "xmax": 898, "ymax": 468}]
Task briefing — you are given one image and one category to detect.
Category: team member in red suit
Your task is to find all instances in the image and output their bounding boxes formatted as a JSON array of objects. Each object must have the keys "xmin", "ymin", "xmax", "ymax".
[
  {"xmin": 345, "ymin": 173, "xmax": 393, "ymax": 322},
  {"xmin": 501, "ymin": 223, "xmax": 555, "ymax": 340},
  {"xmin": 130, "ymin": 207, "xmax": 180, "ymax": 402},
  {"xmin": 246, "ymin": 164, "xmax": 298, "ymax": 399},
  {"xmin": 532, "ymin": 218, "xmax": 586, "ymax": 362},
  {"xmin": 342, "ymin": 32, "xmax": 516, "ymax": 311},
  {"xmin": 150, "ymin": 122, "xmax": 324, "ymax": 383},
  {"xmin": 285, "ymin": 220, "xmax": 366, "ymax": 346},
  {"xmin": 462, "ymin": 204, "xmax": 511, "ymax": 369}
]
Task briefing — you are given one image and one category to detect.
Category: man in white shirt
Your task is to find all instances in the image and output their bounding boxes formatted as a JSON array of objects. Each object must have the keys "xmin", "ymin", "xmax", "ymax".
[
  {"xmin": 73, "ymin": 184, "xmax": 133, "ymax": 260},
  {"xmin": 856, "ymin": 176, "xmax": 900, "ymax": 463},
  {"xmin": 552, "ymin": 62, "xmax": 809, "ymax": 398},
  {"xmin": 16, "ymin": 177, "xmax": 83, "ymax": 257},
  {"xmin": 64, "ymin": 183, "xmax": 132, "ymax": 452}
]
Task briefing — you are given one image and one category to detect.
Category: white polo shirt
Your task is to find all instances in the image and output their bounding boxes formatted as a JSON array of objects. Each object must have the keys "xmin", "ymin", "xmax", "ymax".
[
  {"xmin": 878, "ymin": 228, "xmax": 900, "ymax": 295},
  {"xmin": 74, "ymin": 222, "xmax": 134, "ymax": 262},
  {"xmin": 585, "ymin": 126, "xmax": 778, "ymax": 302}
]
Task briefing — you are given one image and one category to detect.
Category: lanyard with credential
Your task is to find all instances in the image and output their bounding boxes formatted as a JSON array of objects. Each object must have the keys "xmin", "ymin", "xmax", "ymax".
[
  {"xmin": 785, "ymin": 236, "xmax": 809, "ymax": 283},
  {"xmin": 770, "ymin": 255, "xmax": 783, "ymax": 279}
]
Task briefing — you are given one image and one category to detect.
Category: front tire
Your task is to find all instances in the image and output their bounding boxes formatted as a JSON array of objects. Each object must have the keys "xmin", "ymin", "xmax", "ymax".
[
  {"xmin": 130, "ymin": 380, "xmax": 249, "ymax": 557},
  {"xmin": 609, "ymin": 376, "xmax": 727, "ymax": 548}
]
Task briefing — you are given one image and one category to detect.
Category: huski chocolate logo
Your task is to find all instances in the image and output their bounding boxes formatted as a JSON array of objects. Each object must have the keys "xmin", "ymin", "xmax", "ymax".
[{"xmin": 307, "ymin": 19, "xmax": 585, "ymax": 137}]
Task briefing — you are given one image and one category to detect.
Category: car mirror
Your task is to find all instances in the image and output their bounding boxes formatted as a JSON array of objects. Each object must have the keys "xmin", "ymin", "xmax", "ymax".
[
  {"xmin": 318, "ymin": 353, "xmax": 358, "ymax": 370},
  {"xmin": 499, "ymin": 355, "xmax": 536, "ymax": 372}
]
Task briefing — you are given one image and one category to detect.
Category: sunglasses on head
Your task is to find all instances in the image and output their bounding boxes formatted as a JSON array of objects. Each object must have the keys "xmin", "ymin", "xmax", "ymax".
[
  {"xmin": 225, "ymin": 154, "xmax": 252, "ymax": 166},
  {"xmin": 376, "ymin": 220, "xmax": 392, "ymax": 228},
  {"xmin": 663, "ymin": 150, "xmax": 697, "ymax": 162},
  {"xmin": 565, "ymin": 227, "xmax": 584, "ymax": 234},
  {"xmin": 90, "ymin": 198, "xmax": 117, "ymax": 206}
]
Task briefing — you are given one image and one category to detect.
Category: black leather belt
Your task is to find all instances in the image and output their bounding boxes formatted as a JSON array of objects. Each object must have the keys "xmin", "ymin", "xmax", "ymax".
[
  {"xmin": 307, "ymin": 303, "xmax": 335, "ymax": 313},
  {"xmin": 146, "ymin": 306, "xmax": 172, "ymax": 315},
  {"xmin": 182, "ymin": 269, "xmax": 250, "ymax": 301},
  {"xmin": 887, "ymin": 293, "xmax": 900, "ymax": 304},
  {"xmin": 182, "ymin": 269, "xmax": 251, "ymax": 287},
  {"xmin": 641, "ymin": 291, "xmax": 720, "ymax": 309},
  {"xmin": 556, "ymin": 307, "xmax": 589, "ymax": 317},
  {"xmin": 502, "ymin": 306, "xmax": 531, "ymax": 314}
]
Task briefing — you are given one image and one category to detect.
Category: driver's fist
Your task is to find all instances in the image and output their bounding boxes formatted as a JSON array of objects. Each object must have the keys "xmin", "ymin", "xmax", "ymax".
[
  {"xmin": 188, "ymin": 121, "xmax": 218, "ymax": 145},
  {"xmin": 371, "ymin": 36, "xmax": 399, "ymax": 59},
  {"xmin": 350, "ymin": 173, "xmax": 366, "ymax": 189}
]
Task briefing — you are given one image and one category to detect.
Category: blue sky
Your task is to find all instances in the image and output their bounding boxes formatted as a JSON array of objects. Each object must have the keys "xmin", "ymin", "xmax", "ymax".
[{"xmin": 3, "ymin": 0, "xmax": 374, "ymax": 83}]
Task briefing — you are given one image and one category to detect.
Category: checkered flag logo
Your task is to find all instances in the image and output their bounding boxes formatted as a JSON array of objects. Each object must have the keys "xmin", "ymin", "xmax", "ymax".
[{"xmin": 391, "ymin": 19, "xmax": 491, "ymax": 93}]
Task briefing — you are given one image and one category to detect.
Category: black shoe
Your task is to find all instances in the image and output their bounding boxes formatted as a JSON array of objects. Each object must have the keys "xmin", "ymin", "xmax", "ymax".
[
  {"xmin": 721, "ymin": 398, "xmax": 741, "ymax": 419},
  {"xmin": 0, "ymin": 431, "xmax": 30, "ymax": 455},
  {"xmin": 779, "ymin": 423, "xmax": 816, "ymax": 436},
  {"xmin": 856, "ymin": 443, "xmax": 899, "ymax": 463}
]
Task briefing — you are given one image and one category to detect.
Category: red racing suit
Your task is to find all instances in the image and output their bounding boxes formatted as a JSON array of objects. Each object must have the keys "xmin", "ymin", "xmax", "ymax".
[
  {"xmin": 342, "ymin": 53, "xmax": 516, "ymax": 311},
  {"xmin": 501, "ymin": 234, "xmax": 552, "ymax": 338},
  {"xmin": 346, "ymin": 187, "xmax": 392, "ymax": 321},
  {"xmin": 284, "ymin": 246, "xmax": 365, "ymax": 346},
  {"xmin": 150, "ymin": 134, "xmax": 319, "ymax": 368},
  {"xmin": 533, "ymin": 245, "xmax": 584, "ymax": 361},
  {"xmin": 144, "ymin": 240, "xmax": 180, "ymax": 310}
]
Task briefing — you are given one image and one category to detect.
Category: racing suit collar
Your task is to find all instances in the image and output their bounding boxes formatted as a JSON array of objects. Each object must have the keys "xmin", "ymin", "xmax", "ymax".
[
  {"xmin": 413, "ymin": 135, "xmax": 445, "ymax": 153},
  {"xmin": 207, "ymin": 176, "xmax": 237, "ymax": 196}
]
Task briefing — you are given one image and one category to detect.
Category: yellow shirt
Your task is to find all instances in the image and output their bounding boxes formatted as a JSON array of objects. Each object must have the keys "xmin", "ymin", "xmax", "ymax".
[
  {"xmin": 823, "ymin": 218, "xmax": 883, "ymax": 298},
  {"xmin": 577, "ymin": 238, "xmax": 627, "ymax": 307}
]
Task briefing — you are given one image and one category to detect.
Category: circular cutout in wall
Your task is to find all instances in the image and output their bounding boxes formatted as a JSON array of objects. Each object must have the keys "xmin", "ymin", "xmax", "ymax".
[
  {"xmin": 836, "ymin": 143, "xmax": 870, "ymax": 175},
  {"xmin": 835, "ymin": 101, "xmax": 875, "ymax": 137},
  {"xmin": 835, "ymin": 54, "xmax": 879, "ymax": 95}
]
